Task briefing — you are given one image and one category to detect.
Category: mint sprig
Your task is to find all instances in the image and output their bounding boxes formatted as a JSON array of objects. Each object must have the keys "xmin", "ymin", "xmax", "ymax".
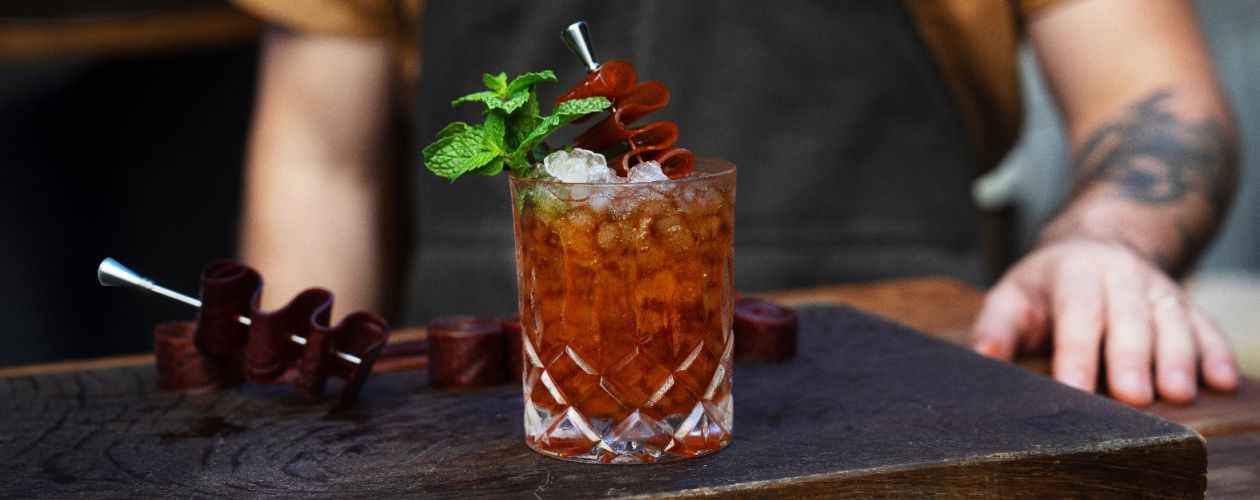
[{"xmin": 422, "ymin": 70, "xmax": 611, "ymax": 182}]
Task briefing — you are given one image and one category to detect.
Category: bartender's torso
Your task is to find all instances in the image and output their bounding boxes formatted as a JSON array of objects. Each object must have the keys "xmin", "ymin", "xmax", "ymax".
[{"xmin": 405, "ymin": 0, "xmax": 985, "ymax": 324}]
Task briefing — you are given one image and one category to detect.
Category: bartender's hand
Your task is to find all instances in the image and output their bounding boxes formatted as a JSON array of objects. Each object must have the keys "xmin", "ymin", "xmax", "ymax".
[
  {"xmin": 971, "ymin": 238, "xmax": 1239, "ymax": 406},
  {"xmin": 971, "ymin": 0, "xmax": 1241, "ymax": 406}
]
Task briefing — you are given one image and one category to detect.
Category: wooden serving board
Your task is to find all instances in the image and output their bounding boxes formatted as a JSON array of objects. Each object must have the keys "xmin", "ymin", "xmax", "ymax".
[{"xmin": 0, "ymin": 306, "xmax": 1205, "ymax": 498}]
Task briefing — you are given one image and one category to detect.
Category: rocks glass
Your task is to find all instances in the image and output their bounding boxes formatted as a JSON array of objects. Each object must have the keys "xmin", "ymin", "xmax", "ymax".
[{"xmin": 509, "ymin": 159, "xmax": 736, "ymax": 464}]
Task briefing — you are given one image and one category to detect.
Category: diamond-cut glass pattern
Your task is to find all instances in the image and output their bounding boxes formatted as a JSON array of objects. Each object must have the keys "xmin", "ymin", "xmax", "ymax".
[
  {"xmin": 522, "ymin": 328, "xmax": 732, "ymax": 464},
  {"xmin": 512, "ymin": 160, "xmax": 736, "ymax": 464}
]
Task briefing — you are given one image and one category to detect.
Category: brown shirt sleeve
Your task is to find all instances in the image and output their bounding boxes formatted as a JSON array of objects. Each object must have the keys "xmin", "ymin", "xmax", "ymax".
[
  {"xmin": 231, "ymin": 0, "xmax": 398, "ymax": 37},
  {"xmin": 903, "ymin": 0, "xmax": 1076, "ymax": 173},
  {"xmin": 1017, "ymin": 0, "xmax": 1079, "ymax": 20}
]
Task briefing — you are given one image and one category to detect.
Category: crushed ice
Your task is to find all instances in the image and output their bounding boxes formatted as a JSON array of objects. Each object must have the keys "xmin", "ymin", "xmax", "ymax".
[
  {"xmin": 626, "ymin": 161, "xmax": 668, "ymax": 183},
  {"xmin": 540, "ymin": 149, "xmax": 671, "ymax": 184},
  {"xmin": 542, "ymin": 148, "xmax": 618, "ymax": 183}
]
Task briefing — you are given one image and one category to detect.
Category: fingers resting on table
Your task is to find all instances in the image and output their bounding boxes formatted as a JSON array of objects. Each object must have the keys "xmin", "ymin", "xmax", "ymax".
[{"xmin": 971, "ymin": 240, "xmax": 1239, "ymax": 407}]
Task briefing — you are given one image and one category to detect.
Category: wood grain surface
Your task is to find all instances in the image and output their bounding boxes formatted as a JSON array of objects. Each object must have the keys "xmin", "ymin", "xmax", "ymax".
[
  {"xmin": 762, "ymin": 277, "xmax": 985, "ymax": 341},
  {"xmin": 0, "ymin": 306, "xmax": 1204, "ymax": 498},
  {"xmin": 762, "ymin": 279, "xmax": 1260, "ymax": 439},
  {"xmin": 765, "ymin": 279, "xmax": 1259, "ymax": 499},
  {"xmin": 1207, "ymin": 431, "xmax": 1260, "ymax": 499}
]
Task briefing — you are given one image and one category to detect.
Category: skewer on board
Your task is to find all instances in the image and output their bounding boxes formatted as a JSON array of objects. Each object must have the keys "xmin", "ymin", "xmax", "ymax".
[{"xmin": 96, "ymin": 257, "xmax": 363, "ymax": 365}]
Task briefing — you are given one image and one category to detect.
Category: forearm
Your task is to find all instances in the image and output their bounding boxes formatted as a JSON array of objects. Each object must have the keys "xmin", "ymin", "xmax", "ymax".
[
  {"xmin": 975, "ymin": 0, "xmax": 1241, "ymax": 405},
  {"xmin": 240, "ymin": 153, "xmax": 387, "ymax": 314},
  {"xmin": 1028, "ymin": 0, "xmax": 1238, "ymax": 277},
  {"xmin": 240, "ymin": 26, "xmax": 394, "ymax": 315},
  {"xmin": 1039, "ymin": 88, "xmax": 1238, "ymax": 277}
]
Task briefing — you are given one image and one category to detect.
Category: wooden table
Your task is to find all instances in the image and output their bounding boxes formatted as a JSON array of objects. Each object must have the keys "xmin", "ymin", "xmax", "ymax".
[
  {"xmin": 763, "ymin": 278, "xmax": 1260, "ymax": 498},
  {"xmin": 1, "ymin": 278, "xmax": 1256, "ymax": 497}
]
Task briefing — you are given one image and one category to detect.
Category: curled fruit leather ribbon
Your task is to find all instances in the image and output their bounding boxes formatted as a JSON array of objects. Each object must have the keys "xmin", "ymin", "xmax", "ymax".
[
  {"xmin": 176, "ymin": 259, "xmax": 390, "ymax": 409},
  {"xmin": 557, "ymin": 59, "xmax": 696, "ymax": 178},
  {"xmin": 154, "ymin": 321, "xmax": 242, "ymax": 394}
]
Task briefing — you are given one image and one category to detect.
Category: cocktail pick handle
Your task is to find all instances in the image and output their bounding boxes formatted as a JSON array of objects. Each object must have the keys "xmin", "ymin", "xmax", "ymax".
[
  {"xmin": 98, "ymin": 257, "xmax": 150, "ymax": 289},
  {"xmin": 98, "ymin": 257, "xmax": 202, "ymax": 308},
  {"xmin": 561, "ymin": 21, "xmax": 600, "ymax": 72}
]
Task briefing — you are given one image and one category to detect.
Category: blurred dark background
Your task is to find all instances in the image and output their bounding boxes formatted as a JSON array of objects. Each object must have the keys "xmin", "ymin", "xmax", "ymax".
[
  {"xmin": 1, "ymin": 1, "xmax": 1257, "ymax": 372},
  {"xmin": 0, "ymin": 1, "xmax": 258, "ymax": 365}
]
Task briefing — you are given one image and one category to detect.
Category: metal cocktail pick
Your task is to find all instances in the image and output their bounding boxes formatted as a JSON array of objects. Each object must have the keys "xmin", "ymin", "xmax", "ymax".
[
  {"xmin": 97, "ymin": 257, "xmax": 362, "ymax": 365},
  {"xmin": 561, "ymin": 21, "xmax": 600, "ymax": 72}
]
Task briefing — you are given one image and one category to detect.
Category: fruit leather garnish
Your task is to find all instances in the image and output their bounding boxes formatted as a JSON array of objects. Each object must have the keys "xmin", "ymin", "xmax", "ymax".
[
  {"xmin": 558, "ymin": 59, "xmax": 695, "ymax": 178},
  {"xmin": 154, "ymin": 321, "xmax": 242, "ymax": 394},
  {"xmin": 191, "ymin": 259, "xmax": 390, "ymax": 408}
]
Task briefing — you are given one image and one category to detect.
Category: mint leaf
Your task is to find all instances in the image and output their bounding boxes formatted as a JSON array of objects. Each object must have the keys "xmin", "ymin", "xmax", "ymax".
[
  {"xmin": 513, "ymin": 115, "xmax": 562, "ymax": 157},
  {"xmin": 513, "ymin": 97, "xmax": 611, "ymax": 157},
  {"xmin": 423, "ymin": 127, "xmax": 500, "ymax": 182},
  {"xmin": 453, "ymin": 90, "xmax": 529, "ymax": 113},
  {"xmin": 436, "ymin": 122, "xmax": 470, "ymax": 139},
  {"xmin": 423, "ymin": 70, "xmax": 612, "ymax": 182},
  {"xmin": 506, "ymin": 71, "xmax": 556, "ymax": 95},
  {"xmin": 508, "ymin": 89, "xmax": 541, "ymax": 144},
  {"xmin": 507, "ymin": 155, "xmax": 532, "ymax": 175},
  {"xmin": 452, "ymin": 91, "xmax": 499, "ymax": 109},
  {"xmin": 496, "ymin": 91, "xmax": 531, "ymax": 113},
  {"xmin": 554, "ymin": 96, "xmax": 612, "ymax": 118},
  {"xmin": 471, "ymin": 156, "xmax": 506, "ymax": 176},
  {"xmin": 483, "ymin": 72, "xmax": 507, "ymax": 93},
  {"xmin": 483, "ymin": 112, "xmax": 507, "ymax": 150}
]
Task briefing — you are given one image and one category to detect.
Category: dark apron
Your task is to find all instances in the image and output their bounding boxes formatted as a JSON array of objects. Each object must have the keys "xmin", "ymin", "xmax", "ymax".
[{"xmin": 406, "ymin": 0, "xmax": 980, "ymax": 324}]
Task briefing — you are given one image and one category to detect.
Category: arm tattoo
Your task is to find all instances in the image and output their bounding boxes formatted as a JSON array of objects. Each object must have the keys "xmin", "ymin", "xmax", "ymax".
[
  {"xmin": 1070, "ymin": 89, "xmax": 1235, "ymax": 212},
  {"xmin": 1066, "ymin": 89, "xmax": 1237, "ymax": 273}
]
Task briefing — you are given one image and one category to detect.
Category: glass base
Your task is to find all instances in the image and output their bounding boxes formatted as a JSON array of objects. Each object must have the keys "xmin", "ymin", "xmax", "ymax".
[{"xmin": 524, "ymin": 397, "xmax": 732, "ymax": 464}]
